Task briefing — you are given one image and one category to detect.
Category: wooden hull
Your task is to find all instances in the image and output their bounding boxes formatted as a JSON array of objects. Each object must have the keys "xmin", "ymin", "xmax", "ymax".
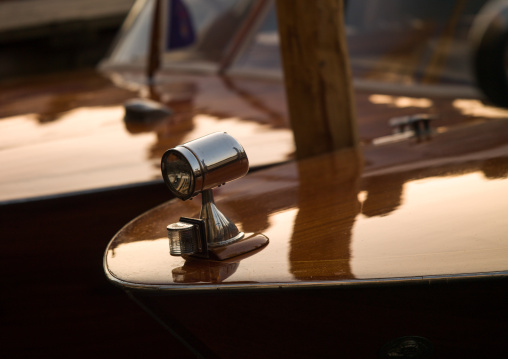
[{"xmin": 132, "ymin": 276, "xmax": 508, "ymax": 358}]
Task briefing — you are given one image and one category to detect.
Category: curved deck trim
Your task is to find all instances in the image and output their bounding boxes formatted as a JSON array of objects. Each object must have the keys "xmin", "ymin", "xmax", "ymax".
[{"xmin": 103, "ymin": 246, "xmax": 508, "ymax": 293}]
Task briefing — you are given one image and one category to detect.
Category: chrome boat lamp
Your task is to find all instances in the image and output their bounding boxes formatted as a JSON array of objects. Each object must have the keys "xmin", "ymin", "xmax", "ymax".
[{"xmin": 162, "ymin": 132, "xmax": 267, "ymax": 260}]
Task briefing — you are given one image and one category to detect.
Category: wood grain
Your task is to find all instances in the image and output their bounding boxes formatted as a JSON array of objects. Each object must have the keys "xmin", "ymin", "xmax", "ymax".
[
  {"xmin": 105, "ymin": 141, "xmax": 508, "ymax": 287},
  {"xmin": 276, "ymin": 0, "xmax": 358, "ymax": 158}
]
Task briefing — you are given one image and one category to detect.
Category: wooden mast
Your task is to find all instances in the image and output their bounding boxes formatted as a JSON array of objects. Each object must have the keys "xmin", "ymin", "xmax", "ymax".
[{"xmin": 275, "ymin": 0, "xmax": 358, "ymax": 159}]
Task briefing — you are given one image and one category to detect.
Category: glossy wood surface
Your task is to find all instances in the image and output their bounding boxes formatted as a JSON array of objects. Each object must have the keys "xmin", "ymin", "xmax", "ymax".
[
  {"xmin": 105, "ymin": 125, "xmax": 508, "ymax": 289},
  {"xmin": 3, "ymin": 66, "xmax": 508, "ymax": 203},
  {"xmin": 0, "ymin": 70, "xmax": 294, "ymax": 202}
]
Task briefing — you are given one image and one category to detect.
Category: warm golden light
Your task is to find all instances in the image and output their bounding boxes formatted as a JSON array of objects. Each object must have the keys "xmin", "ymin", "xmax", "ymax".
[
  {"xmin": 110, "ymin": 208, "xmax": 298, "ymax": 284},
  {"xmin": 1, "ymin": 109, "xmax": 294, "ymax": 202},
  {"xmin": 352, "ymin": 172, "xmax": 508, "ymax": 278},
  {"xmin": 369, "ymin": 94, "xmax": 433, "ymax": 108},
  {"xmin": 0, "ymin": 106, "xmax": 156, "ymax": 201},
  {"xmin": 105, "ymin": 155, "xmax": 508, "ymax": 287},
  {"xmin": 453, "ymin": 99, "xmax": 508, "ymax": 119}
]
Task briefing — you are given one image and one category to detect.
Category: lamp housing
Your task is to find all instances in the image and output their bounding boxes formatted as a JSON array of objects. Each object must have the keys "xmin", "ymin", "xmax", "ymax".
[{"xmin": 161, "ymin": 132, "xmax": 249, "ymax": 200}]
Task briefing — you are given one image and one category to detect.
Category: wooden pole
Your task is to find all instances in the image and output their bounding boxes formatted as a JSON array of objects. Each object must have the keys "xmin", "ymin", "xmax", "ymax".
[
  {"xmin": 147, "ymin": 0, "xmax": 161, "ymax": 83},
  {"xmin": 275, "ymin": 0, "xmax": 358, "ymax": 159}
]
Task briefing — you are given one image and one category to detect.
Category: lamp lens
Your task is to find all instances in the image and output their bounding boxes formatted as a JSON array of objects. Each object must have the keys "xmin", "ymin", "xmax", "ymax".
[{"xmin": 163, "ymin": 152, "xmax": 194, "ymax": 197}]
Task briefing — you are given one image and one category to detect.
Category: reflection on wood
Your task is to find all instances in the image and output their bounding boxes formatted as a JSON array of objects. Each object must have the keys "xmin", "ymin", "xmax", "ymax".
[
  {"xmin": 105, "ymin": 145, "xmax": 508, "ymax": 286},
  {"xmin": 290, "ymin": 148, "xmax": 362, "ymax": 280}
]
